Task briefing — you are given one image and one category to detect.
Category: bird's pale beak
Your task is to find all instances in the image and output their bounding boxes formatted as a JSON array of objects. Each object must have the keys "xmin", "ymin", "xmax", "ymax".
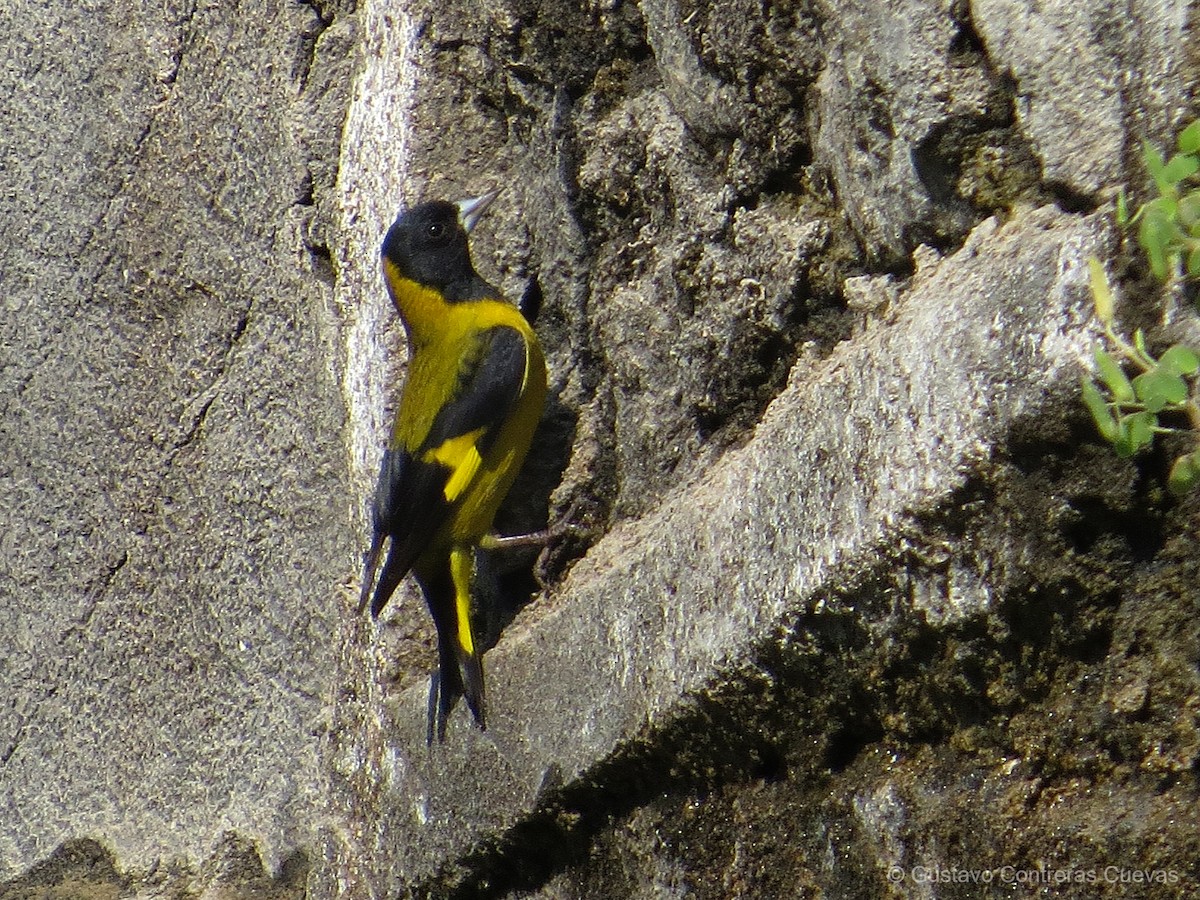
[{"xmin": 456, "ymin": 189, "xmax": 501, "ymax": 234}]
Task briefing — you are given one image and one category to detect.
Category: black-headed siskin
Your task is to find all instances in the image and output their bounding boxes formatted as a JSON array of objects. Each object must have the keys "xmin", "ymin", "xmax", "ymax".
[{"xmin": 359, "ymin": 190, "xmax": 547, "ymax": 737}]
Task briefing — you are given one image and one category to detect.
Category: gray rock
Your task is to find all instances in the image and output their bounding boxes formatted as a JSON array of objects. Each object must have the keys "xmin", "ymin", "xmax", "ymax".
[
  {"xmin": 811, "ymin": 0, "xmax": 1001, "ymax": 260},
  {"xmin": 2, "ymin": 0, "xmax": 1196, "ymax": 895},
  {"xmin": 974, "ymin": 0, "xmax": 1118, "ymax": 195},
  {"xmin": 1, "ymin": 0, "xmax": 351, "ymax": 886},
  {"xmin": 975, "ymin": 0, "xmax": 1192, "ymax": 196},
  {"xmin": 316, "ymin": 205, "xmax": 1106, "ymax": 897}
]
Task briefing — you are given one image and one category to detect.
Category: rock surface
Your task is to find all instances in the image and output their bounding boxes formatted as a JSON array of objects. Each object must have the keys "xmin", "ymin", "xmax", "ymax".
[
  {"xmin": 1, "ymin": 0, "xmax": 351, "ymax": 889},
  {"xmin": 2, "ymin": 0, "xmax": 1197, "ymax": 898},
  {"xmin": 326, "ymin": 206, "xmax": 1108, "ymax": 897}
]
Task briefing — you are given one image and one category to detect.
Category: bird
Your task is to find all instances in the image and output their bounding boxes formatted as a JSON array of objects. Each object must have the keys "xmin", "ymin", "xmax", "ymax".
[{"xmin": 358, "ymin": 190, "xmax": 548, "ymax": 738}]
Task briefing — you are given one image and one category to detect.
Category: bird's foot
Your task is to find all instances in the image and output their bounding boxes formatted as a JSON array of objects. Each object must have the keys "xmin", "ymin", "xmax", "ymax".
[{"xmin": 480, "ymin": 499, "xmax": 591, "ymax": 553}]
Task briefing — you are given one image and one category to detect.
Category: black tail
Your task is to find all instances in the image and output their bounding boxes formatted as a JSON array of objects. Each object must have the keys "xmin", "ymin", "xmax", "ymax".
[
  {"xmin": 357, "ymin": 530, "xmax": 384, "ymax": 615},
  {"xmin": 427, "ymin": 629, "xmax": 486, "ymax": 743},
  {"xmin": 367, "ymin": 539, "xmax": 411, "ymax": 620},
  {"xmin": 360, "ymin": 448, "xmax": 422, "ymax": 618},
  {"xmin": 418, "ymin": 551, "xmax": 487, "ymax": 740},
  {"xmin": 359, "ymin": 529, "xmax": 420, "ymax": 620},
  {"xmin": 428, "ymin": 630, "xmax": 463, "ymax": 743},
  {"xmin": 461, "ymin": 645, "xmax": 486, "ymax": 730}
]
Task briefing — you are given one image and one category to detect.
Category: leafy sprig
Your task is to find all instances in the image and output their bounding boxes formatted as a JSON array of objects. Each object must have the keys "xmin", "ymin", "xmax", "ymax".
[
  {"xmin": 1117, "ymin": 120, "xmax": 1200, "ymax": 281},
  {"xmin": 1084, "ymin": 259, "xmax": 1200, "ymax": 495}
]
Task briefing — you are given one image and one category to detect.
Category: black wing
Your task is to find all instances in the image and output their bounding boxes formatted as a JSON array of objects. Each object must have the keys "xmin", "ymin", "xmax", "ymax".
[{"xmin": 359, "ymin": 326, "xmax": 529, "ymax": 617}]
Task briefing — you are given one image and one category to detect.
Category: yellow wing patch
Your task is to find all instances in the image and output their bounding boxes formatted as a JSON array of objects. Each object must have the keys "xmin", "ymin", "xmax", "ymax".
[{"xmin": 423, "ymin": 428, "xmax": 486, "ymax": 502}]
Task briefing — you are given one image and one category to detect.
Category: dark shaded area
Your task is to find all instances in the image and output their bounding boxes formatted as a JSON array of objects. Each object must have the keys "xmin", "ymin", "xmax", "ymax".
[
  {"xmin": 0, "ymin": 841, "xmax": 129, "ymax": 900},
  {"xmin": 910, "ymin": 108, "xmax": 1049, "ymax": 252},
  {"xmin": 484, "ymin": 389, "xmax": 583, "ymax": 642},
  {"xmin": 0, "ymin": 838, "xmax": 309, "ymax": 900},
  {"xmin": 408, "ymin": 405, "xmax": 1200, "ymax": 899}
]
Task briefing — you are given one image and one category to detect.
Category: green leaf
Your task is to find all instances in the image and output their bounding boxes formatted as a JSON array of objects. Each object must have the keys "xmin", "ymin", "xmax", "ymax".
[
  {"xmin": 1094, "ymin": 348, "xmax": 1135, "ymax": 402},
  {"xmin": 1082, "ymin": 378, "xmax": 1119, "ymax": 442},
  {"xmin": 1140, "ymin": 209, "xmax": 1175, "ymax": 278},
  {"xmin": 1178, "ymin": 120, "xmax": 1200, "ymax": 155},
  {"xmin": 1158, "ymin": 343, "xmax": 1200, "ymax": 376},
  {"xmin": 1133, "ymin": 368, "xmax": 1189, "ymax": 412},
  {"xmin": 1177, "ymin": 192, "xmax": 1200, "ymax": 230},
  {"xmin": 1188, "ymin": 244, "xmax": 1200, "ymax": 277},
  {"xmin": 1116, "ymin": 190, "xmax": 1130, "ymax": 226},
  {"xmin": 1133, "ymin": 328, "xmax": 1148, "ymax": 356},
  {"xmin": 1088, "ymin": 257, "xmax": 1114, "ymax": 324},
  {"xmin": 1144, "ymin": 141, "xmax": 1168, "ymax": 187},
  {"xmin": 1168, "ymin": 449, "xmax": 1200, "ymax": 496},
  {"xmin": 1162, "ymin": 153, "xmax": 1200, "ymax": 185},
  {"xmin": 1114, "ymin": 410, "xmax": 1157, "ymax": 457}
]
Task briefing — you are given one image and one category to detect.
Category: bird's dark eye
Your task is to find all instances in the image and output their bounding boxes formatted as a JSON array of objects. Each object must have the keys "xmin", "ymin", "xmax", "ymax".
[{"xmin": 427, "ymin": 222, "xmax": 446, "ymax": 239}]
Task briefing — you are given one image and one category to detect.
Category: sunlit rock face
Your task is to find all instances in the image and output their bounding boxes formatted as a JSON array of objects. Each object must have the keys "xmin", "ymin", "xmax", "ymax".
[{"xmin": 2, "ymin": 0, "xmax": 1196, "ymax": 897}]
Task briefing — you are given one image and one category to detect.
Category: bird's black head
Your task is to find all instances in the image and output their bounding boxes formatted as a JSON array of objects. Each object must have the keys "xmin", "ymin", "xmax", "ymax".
[{"xmin": 381, "ymin": 192, "xmax": 497, "ymax": 299}]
